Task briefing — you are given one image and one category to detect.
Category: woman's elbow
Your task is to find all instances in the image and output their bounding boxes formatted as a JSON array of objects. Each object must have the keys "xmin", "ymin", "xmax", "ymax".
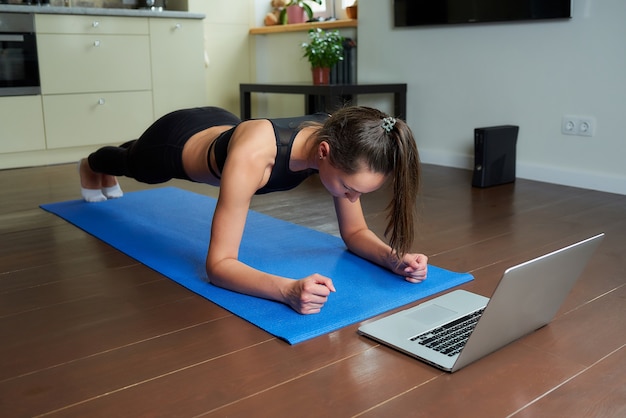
[
  {"xmin": 204, "ymin": 259, "xmax": 220, "ymax": 285},
  {"xmin": 340, "ymin": 227, "xmax": 367, "ymax": 250},
  {"xmin": 204, "ymin": 257, "xmax": 232, "ymax": 289}
]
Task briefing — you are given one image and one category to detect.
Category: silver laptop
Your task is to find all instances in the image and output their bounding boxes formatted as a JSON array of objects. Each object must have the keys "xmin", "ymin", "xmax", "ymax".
[{"xmin": 358, "ymin": 233, "xmax": 604, "ymax": 372}]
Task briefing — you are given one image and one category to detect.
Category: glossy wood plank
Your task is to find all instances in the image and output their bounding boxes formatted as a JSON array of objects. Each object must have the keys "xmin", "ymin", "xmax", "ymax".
[
  {"xmin": 0, "ymin": 315, "xmax": 272, "ymax": 417},
  {"xmin": 0, "ymin": 162, "xmax": 624, "ymax": 417},
  {"xmin": 355, "ymin": 285, "xmax": 626, "ymax": 417},
  {"xmin": 514, "ymin": 344, "xmax": 626, "ymax": 418},
  {"xmin": 24, "ymin": 333, "xmax": 382, "ymax": 417},
  {"xmin": 0, "ymin": 285, "xmax": 229, "ymax": 380},
  {"xmin": 522, "ymin": 284, "xmax": 626, "ymax": 367},
  {"xmin": 356, "ymin": 343, "xmax": 585, "ymax": 418}
]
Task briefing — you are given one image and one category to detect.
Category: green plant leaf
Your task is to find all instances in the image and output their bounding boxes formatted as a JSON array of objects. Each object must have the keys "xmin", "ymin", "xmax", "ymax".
[
  {"xmin": 301, "ymin": 28, "xmax": 345, "ymax": 69},
  {"xmin": 302, "ymin": 3, "xmax": 314, "ymax": 20},
  {"xmin": 279, "ymin": 8, "xmax": 288, "ymax": 25}
]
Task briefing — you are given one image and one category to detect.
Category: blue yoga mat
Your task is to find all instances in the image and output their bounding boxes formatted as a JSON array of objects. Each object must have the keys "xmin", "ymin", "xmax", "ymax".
[{"xmin": 41, "ymin": 187, "xmax": 473, "ymax": 344}]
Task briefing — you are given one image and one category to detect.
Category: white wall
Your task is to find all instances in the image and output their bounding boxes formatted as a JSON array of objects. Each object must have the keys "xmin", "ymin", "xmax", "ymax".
[
  {"xmin": 250, "ymin": 26, "xmax": 357, "ymax": 117},
  {"xmin": 354, "ymin": 0, "xmax": 626, "ymax": 195},
  {"xmin": 249, "ymin": 1, "xmax": 357, "ymax": 117},
  {"xmin": 188, "ymin": 0, "xmax": 254, "ymax": 114}
]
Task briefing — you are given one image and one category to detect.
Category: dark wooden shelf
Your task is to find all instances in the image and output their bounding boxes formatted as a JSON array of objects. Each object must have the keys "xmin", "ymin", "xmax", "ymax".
[{"xmin": 240, "ymin": 82, "xmax": 407, "ymax": 119}]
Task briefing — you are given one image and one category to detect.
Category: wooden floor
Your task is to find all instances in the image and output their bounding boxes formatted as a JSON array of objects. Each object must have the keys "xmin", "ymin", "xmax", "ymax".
[{"xmin": 1, "ymin": 162, "xmax": 625, "ymax": 417}]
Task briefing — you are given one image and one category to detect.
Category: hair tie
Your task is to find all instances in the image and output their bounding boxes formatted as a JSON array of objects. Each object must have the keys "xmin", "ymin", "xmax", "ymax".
[{"xmin": 382, "ymin": 116, "xmax": 397, "ymax": 133}]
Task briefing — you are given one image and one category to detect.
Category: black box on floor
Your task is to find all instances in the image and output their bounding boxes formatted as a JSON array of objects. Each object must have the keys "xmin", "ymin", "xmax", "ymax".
[{"xmin": 472, "ymin": 125, "xmax": 519, "ymax": 188}]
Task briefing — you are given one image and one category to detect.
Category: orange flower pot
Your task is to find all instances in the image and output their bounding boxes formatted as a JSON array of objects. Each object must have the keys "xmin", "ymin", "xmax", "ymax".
[{"xmin": 311, "ymin": 67, "xmax": 331, "ymax": 85}]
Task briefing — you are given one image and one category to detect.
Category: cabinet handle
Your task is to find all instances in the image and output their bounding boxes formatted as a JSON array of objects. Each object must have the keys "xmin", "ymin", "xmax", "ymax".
[
  {"xmin": 93, "ymin": 40, "xmax": 101, "ymax": 47},
  {"xmin": 92, "ymin": 21, "xmax": 100, "ymax": 28},
  {"xmin": 97, "ymin": 98, "xmax": 106, "ymax": 105},
  {"xmin": 174, "ymin": 23, "xmax": 182, "ymax": 30}
]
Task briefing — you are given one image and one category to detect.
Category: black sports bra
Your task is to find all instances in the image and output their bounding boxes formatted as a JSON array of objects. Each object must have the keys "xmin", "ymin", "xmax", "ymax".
[{"xmin": 207, "ymin": 113, "xmax": 329, "ymax": 194}]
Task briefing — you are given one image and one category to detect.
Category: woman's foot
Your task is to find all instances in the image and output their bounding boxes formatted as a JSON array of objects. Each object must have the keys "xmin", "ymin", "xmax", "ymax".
[
  {"xmin": 78, "ymin": 159, "xmax": 123, "ymax": 202},
  {"xmin": 78, "ymin": 159, "xmax": 106, "ymax": 202},
  {"xmin": 102, "ymin": 183, "xmax": 123, "ymax": 199},
  {"xmin": 99, "ymin": 168, "xmax": 123, "ymax": 199}
]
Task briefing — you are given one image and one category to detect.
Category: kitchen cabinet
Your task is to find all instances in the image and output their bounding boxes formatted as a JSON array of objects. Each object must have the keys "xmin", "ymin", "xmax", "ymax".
[
  {"xmin": 0, "ymin": 10, "xmax": 206, "ymax": 169},
  {"xmin": 150, "ymin": 17, "xmax": 206, "ymax": 118},
  {"xmin": 42, "ymin": 92, "xmax": 154, "ymax": 149},
  {"xmin": 37, "ymin": 33, "xmax": 152, "ymax": 95},
  {"xmin": 36, "ymin": 14, "xmax": 153, "ymax": 149},
  {"xmin": 0, "ymin": 96, "xmax": 46, "ymax": 154},
  {"xmin": 34, "ymin": 14, "xmax": 150, "ymax": 35}
]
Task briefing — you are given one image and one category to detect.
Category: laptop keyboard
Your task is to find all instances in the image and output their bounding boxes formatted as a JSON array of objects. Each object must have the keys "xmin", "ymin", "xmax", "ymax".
[{"xmin": 410, "ymin": 308, "xmax": 485, "ymax": 356}]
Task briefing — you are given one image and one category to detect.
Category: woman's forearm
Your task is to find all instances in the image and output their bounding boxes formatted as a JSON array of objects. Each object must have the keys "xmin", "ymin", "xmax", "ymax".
[
  {"xmin": 343, "ymin": 228, "xmax": 397, "ymax": 270},
  {"xmin": 205, "ymin": 256, "xmax": 336, "ymax": 315},
  {"xmin": 206, "ymin": 257, "xmax": 289, "ymax": 303}
]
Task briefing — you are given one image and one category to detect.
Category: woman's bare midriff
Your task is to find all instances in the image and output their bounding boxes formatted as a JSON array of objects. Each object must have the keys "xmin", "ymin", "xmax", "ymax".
[
  {"xmin": 181, "ymin": 125, "xmax": 234, "ymax": 184},
  {"xmin": 181, "ymin": 120, "xmax": 316, "ymax": 188}
]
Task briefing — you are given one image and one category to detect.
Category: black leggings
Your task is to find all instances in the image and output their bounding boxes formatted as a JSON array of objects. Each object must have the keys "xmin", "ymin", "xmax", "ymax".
[{"xmin": 87, "ymin": 107, "xmax": 241, "ymax": 184}]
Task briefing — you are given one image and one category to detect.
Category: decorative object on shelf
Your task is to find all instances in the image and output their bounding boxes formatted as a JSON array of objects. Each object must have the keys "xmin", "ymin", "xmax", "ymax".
[
  {"xmin": 301, "ymin": 27, "xmax": 345, "ymax": 85},
  {"xmin": 280, "ymin": 0, "xmax": 322, "ymax": 24},
  {"xmin": 264, "ymin": 0, "xmax": 287, "ymax": 26},
  {"xmin": 346, "ymin": 0, "xmax": 358, "ymax": 19}
]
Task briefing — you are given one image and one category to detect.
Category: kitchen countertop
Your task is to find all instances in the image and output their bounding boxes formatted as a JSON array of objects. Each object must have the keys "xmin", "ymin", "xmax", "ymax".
[{"xmin": 0, "ymin": 4, "xmax": 204, "ymax": 19}]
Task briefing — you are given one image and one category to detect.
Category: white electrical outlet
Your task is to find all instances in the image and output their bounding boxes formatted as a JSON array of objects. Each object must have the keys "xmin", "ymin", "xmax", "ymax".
[
  {"xmin": 561, "ymin": 117, "xmax": 578, "ymax": 135},
  {"xmin": 562, "ymin": 115, "xmax": 596, "ymax": 137},
  {"xmin": 578, "ymin": 116, "xmax": 596, "ymax": 137}
]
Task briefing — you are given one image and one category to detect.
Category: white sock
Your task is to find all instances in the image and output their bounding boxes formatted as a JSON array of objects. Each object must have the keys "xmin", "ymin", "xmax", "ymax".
[
  {"xmin": 81, "ymin": 187, "xmax": 107, "ymax": 202},
  {"xmin": 78, "ymin": 160, "xmax": 107, "ymax": 202},
  {"xmin": 102, "ymin": 183, "xmax": 123, "ymax": 199}
]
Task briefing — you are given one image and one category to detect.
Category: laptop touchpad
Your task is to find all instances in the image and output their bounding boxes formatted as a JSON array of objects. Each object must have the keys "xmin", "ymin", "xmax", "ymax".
[{"xmin": 407, "ymin": 304, "xmax": 458, "ymax": 326}]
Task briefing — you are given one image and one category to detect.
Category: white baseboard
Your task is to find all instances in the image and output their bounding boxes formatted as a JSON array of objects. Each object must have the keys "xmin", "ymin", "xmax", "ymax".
[{"xmin": 419, "ymin": 149, "xmax": 626, "ymax": 196}]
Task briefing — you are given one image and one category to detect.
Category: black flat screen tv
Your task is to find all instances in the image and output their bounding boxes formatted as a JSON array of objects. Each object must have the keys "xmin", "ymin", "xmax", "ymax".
[{"xmin": 394, "ymin": 0, "xmax": 572, "ymax": 27}]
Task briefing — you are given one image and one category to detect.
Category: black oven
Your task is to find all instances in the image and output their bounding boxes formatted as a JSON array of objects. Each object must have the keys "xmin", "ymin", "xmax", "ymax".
[{"xmin": 0, "ymin": 12, "xmax": 40, "ymax": 97}]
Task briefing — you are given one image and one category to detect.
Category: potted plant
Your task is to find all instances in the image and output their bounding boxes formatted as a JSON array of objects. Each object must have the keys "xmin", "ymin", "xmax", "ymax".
[
  {"xmin": 346, "ymin": 0, "xmax": 358, "ymax": 19},
  {"xmin": 301, "ymin": 28, "xmax": 345, "ymax": 85},
  {"xmin": 280, "ymin": 0, "xmax": 322, "ymax": 24}
]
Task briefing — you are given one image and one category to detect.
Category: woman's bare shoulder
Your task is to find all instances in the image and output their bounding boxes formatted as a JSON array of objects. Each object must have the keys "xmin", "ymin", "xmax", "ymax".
[
  {"xmin": 230, "ymin": 119, "xmax": 276, "ymax": 152},
  {"xmin": 236, "ymin": 118, "xmax": 273, "ymax": 133},
  {"xmin": 223, "ymin": 119, "xmax": 276, "ymax": 168}
]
